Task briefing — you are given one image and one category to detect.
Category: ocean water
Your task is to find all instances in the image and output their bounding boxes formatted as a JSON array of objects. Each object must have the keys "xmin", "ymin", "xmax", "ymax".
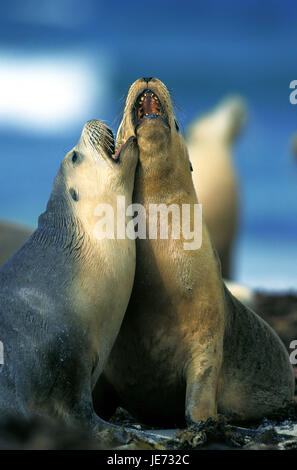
[{"xmin": 0, "ymin": 0, "xmax": 296, "ymax": 290}]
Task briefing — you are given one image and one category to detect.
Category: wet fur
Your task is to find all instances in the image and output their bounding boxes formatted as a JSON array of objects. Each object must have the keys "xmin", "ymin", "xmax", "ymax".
[
  {"xmin": 0, "ymin": 121, "xmax": 138, "ymax": 428},
  {"xmin": 93, "ymin": 79, "xmax": 294, "ymax": 427}
]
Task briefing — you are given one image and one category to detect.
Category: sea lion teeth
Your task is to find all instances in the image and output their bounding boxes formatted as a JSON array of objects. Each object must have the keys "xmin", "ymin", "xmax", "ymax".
[{"xmin": 135, "ymin": 90, "xmax": 163, "ymax": 123}]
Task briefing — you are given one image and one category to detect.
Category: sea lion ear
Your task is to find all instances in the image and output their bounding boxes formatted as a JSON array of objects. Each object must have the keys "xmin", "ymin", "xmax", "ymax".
[
  {"xmin": 69, "ymin": 150, "xmax": 83, "ymax": 165},
  {"xmin": 69, "ymin": 188, "xmax": 79, "ymax": 202},
  {"xmin": 71, "ymin": 151, "xmax": 78, "ymax": 163},
  {"xmin": 174, "ymin": 119, "xmax": 180, "ymax": 132},
  {"xmin": 189, "ymin": 161, "xmax": 193, "ymax": 172}
]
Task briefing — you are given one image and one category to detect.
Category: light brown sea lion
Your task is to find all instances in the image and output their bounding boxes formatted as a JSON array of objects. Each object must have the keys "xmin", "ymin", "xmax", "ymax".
[
  {"xmin": 186, "ymin": 97, "xmax": 246, "ymax": 278},
  {"xmin": 0, "ymin": 120, "xmax": 138, "ymax": 430},
  {"xmin": 93, "ymin": 78, "xmax": 294, "ymax": 427},
  {"xmin": 0, "ymin": 221, "xmax": 33, "ymax": 267}
]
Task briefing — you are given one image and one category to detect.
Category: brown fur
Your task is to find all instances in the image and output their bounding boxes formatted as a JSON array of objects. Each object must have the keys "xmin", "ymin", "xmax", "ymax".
[{"xmin": 93, "ymin": 78, "xmax": 294, "ymax": 427}]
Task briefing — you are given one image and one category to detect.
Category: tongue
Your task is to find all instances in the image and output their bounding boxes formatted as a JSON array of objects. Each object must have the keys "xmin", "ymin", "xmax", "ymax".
[{"xmin": 145, "ymin": 95, "xmax": 158, "ymax": 113}]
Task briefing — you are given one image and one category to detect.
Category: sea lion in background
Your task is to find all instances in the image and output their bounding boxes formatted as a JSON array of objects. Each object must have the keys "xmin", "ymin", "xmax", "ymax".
[
  {"xmin": 0, "ymin": 120, "xmax": 138, "ymax": 429},
  {"xmin": 186, "ymin": 97, "xmax": 246, "ymax": 278},
  {"xmin": 93, "ymin": 78, "xmax": 294, "ymax": 427},
  {"xmin": 224, "ymin": 280, "xmax": 254, "ymax": 309},
  {"xmin": 0, "ymin": 221, "xmax": 33, "ymax": 267}
]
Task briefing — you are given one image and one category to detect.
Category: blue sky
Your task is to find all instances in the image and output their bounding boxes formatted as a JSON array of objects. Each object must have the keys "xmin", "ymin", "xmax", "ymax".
[{"xmin": 0, "ymin": 0, "xmax": 296, "ymax": 288}]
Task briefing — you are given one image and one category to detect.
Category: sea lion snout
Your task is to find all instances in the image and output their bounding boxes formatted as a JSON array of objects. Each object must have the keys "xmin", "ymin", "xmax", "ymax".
[
  {"xmin": 142, "ymin": 77, "xmax": 154, "ymax": 84},
  {"xmin": 116, "ymin": 78, "xmax": 176, "ymax": 150},
  {"xmin": 81, "ymin": 120, "xmax": 118, "ymax": 162},
  {"xmin": 82, "ymin": 120, "xmax": 138, "ymax": 171}
]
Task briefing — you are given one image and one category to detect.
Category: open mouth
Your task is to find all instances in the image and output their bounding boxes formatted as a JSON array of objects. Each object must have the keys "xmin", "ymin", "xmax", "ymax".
[
  {"xmin": 112, "ymin": 136, "xmax": 137, "ymax": 162},
  {"xmin": 133, "ymin": 89, "xmax": 167, "ymax": 128}
]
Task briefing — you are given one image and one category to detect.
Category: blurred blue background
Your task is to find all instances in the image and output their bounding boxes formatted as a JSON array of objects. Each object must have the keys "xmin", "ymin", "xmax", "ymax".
[{"xmin": 0, "ymin": 0, "xmax": 296, "ymax": 289}]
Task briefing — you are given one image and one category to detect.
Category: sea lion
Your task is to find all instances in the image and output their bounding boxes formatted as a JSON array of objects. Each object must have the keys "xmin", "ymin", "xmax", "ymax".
[
  {"xmin": 0, "ymin": 120, "xmax": 138, "ymax": 429},
  {"xmin": 186, "ymin": 97, "xmax": 246, "ymax": 278},
  {"xmin": 225, "ymin": 282, "xmax": 297, "ymax": 380},
  {"xmin": 93, "ymin": 78, "xmax": 294, "ymax": 427},
  {"xmin": 224, "ymin": 280, "xmax": 254, "ymax": 309},
  {"xmin": 0, "ymin": 221, "xmax": 33, "ymax": 267}
]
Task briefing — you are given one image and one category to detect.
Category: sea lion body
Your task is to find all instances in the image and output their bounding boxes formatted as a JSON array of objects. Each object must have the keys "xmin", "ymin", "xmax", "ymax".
[
  {"xmin": 186, "ymin": 98, "xmax": 246, "ymax": 278},
  {"xmin": 94, "ymin": 79, "xmax": 294, "ymax": 426},
  {"xmin": 224, "ymin": 280, "xmax": 254, "ymax": 309},
  {"xmin": 0, "ymin": 121, "xmax": 138, "ymax": 427},
  {"xmin": 0, "ymin": 221, "xmax": 32, "ymax": 267}
]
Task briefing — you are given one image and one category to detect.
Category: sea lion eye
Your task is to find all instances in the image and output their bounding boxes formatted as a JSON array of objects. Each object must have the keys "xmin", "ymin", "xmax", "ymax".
[
  {"xmin": 175, "ymin": 120, "xmax": 180, "ymax": 132},
  {"xmin": 69, "ymin": 188, "xmax": 79, "ymax": 201},
  {"xmin": 71, "ymin": 150, "xmax": 78, "ymax": 163},
  {"xmin": 189, "ymin": 161, "xmax": 193, "ymax": 172}
]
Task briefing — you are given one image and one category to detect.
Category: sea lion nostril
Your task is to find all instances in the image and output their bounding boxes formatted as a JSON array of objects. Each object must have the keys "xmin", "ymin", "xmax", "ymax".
[{"xmin": 143, "ymin": 77, "xmax": 153, "ymax": 83}]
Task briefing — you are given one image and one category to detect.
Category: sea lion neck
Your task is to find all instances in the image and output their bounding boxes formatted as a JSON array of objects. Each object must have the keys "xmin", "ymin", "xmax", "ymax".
[
  {"xmin": 33, "ymin": 209, "xmax": 88, "ymax": 260},
  {"xmin": 31, "ymin": 170, "xmax": 88, "ymax": 258},
  {"xmin": 134, "ymin": 133, "xmax": 196, "ymax": 205}
]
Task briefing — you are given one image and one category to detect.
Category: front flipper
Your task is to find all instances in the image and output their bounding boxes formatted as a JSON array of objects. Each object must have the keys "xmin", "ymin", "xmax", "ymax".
[{"xmin": 185, "ymin": 348, "xmax": 222, "ymax": 424}]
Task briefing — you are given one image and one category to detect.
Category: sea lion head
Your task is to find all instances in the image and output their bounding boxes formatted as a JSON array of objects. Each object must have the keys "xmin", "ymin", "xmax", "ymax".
[
  {"xmin": 186, "ymin": 96, "xmax": 246, "ymax": 145},
  {"xmin": 43, "ymin": 120, "xmax": 138, "ymax": 233},
  {"xmin": 117, "ymin": 78, "xmax": 191, "ymax": 181}
]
